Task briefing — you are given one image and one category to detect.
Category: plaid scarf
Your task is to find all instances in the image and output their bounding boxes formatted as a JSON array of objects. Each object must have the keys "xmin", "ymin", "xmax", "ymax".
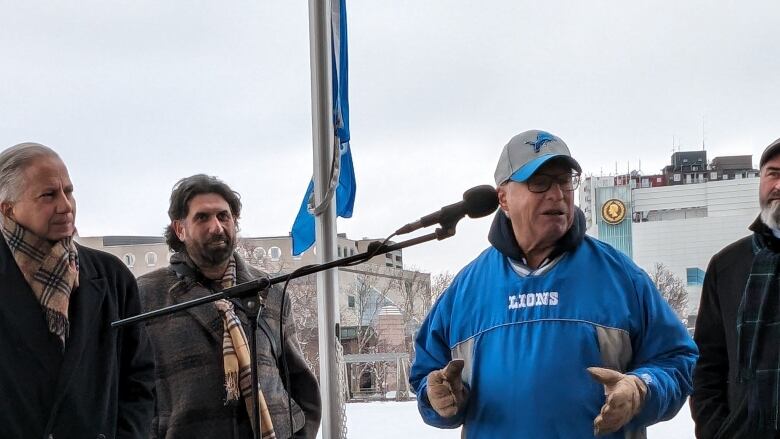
[
  {"xmin": 212, "ymin": 257, "xmax": 276, "ymax": 439},
  {"xmin": 736, "ymin": 229, "xmax": 780, "ymax": 430},
  {"xmin": 0, "ymin": 216, "xmax": 79, "ymax": 350}
]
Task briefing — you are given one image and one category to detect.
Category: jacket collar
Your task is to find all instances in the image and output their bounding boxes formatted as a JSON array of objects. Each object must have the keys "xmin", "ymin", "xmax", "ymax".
[
  {"xmin": 166, "ymin": 251, "xmax": 262, "ymax": 341},
  {"xmin": 749, "ymin": 215, "xmax": 780, "ymax": 253},
  {"xmin": 0, "ymin": 233, "xmax": 14, "ymax": 276}
]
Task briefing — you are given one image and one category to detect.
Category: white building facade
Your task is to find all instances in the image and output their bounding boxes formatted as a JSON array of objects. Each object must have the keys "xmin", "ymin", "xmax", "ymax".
[
  {"xmin": 579, "ymin": 151, "xmax": 760, "ymax": 318},
  {"xmin": 631, "ymin": 178, "xmax": 759, "ymax": 314}
]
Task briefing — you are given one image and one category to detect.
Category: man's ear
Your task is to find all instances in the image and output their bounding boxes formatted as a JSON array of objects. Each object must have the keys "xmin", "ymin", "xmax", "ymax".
[
  {"xmin": 0, "ymin": 202, "xmax": 14, "ymax": 219},
  {"xmin": 497, "ymin": 184, "xmax": 510, "ymax": 214},
  {"xmin": 173, "ymin": 220, "xmax": 186, "ymax": 241}
]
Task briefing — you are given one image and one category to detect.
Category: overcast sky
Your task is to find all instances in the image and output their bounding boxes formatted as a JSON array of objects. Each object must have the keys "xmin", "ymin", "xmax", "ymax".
[{"xmin": 1, "ymin": 1, "xmax": 779, "ymax": 275}]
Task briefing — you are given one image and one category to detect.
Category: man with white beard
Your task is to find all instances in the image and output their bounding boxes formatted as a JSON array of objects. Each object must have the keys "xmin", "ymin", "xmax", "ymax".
[{"xmin": 692, "ymin": 137, "xmax": 780, "ymax": 439}]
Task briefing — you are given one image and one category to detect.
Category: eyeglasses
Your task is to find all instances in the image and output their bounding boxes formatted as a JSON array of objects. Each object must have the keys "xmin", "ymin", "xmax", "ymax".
[{"xmin": 525, "ymin": 172, "xmax": 581, "ymax": 193}]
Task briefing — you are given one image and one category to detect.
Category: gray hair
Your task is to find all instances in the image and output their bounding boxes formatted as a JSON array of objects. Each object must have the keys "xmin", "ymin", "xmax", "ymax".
[{"xmin": 0, "ymin": 142, "xmax": 60, "ymax": 203}]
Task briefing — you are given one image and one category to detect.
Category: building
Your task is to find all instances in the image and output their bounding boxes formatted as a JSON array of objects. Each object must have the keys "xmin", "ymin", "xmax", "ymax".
[
  {"xmin": 580, "ymin": 151, "xmax": 759, "ymax": 319},
  {"xmin": 76, "ymin": 236, "xmax": 170, "ymax": 277}
]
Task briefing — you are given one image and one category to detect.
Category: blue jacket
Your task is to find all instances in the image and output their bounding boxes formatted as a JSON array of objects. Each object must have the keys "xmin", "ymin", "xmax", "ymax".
[{"xmin": 410, "ymin": 212, "xmax": 697, "ymax": 439}]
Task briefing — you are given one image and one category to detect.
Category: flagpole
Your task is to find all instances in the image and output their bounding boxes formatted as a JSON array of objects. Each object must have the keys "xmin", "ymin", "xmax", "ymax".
[{"xmin": 307, "ymin": 0, "xmax": 342, "ymax": 438}]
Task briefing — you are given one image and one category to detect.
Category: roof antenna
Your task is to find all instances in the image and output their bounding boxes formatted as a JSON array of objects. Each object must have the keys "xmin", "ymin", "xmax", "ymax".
[{"xmin": 701, "ymin": 113, "xmax": 707, "ymax": 151}]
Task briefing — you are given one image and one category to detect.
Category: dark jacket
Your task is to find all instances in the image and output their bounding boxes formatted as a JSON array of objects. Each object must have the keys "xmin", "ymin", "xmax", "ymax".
[
  {"xmin": 691, "ymin": 218, "xmax": 780, "ymax": 438},
  {"xmin": 138, "ymin": 253, "xmax": 321, "ymax": 439},
  {"xmin": 0, "ymin": 239, "xmax": 156, "ymax": 439}
]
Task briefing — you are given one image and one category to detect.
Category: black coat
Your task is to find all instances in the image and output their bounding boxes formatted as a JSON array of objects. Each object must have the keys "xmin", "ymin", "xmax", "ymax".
[
  {"xmin": 691, "ymin": 219, "xmax": 780, "ymax": 438},
  {"xmin": 0, "ymin": 238, "xmax": 155, "ymax": 439}
]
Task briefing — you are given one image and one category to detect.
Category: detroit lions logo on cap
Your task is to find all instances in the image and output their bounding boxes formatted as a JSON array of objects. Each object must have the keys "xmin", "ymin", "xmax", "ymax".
[{"xmin": 525, "ymin": 131, "xmax": 556, "ymax": 153}]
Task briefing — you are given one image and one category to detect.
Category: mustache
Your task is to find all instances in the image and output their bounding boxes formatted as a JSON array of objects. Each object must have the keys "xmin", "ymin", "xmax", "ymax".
[
  {"xmin": 207, "ymin": 233, "xmax": 229, "ymax": 242},
  {"xmin": 762, "ymin": 197, "xmax": 780, "ymax": 209}
]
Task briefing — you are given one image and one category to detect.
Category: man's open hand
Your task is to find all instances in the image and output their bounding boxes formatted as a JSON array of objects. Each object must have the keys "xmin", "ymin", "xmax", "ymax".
[{"xmin": 588, "ymin": 367, "xmax": 647, "ymax": 435}]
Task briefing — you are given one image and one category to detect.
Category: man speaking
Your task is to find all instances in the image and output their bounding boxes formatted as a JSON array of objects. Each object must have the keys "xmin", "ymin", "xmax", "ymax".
[{"xmin": 410, "ymin": 130, "xmax": 697, "ymax": 438}]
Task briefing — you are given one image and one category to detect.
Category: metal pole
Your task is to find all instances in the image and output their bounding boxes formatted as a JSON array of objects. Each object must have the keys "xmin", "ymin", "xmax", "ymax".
[
  {"xmin": 248, "ymin": 305, "xmax": 261, "ymax": 439},
  {"xmin": 307, "ymin": 0, "xmax": 342, "ymax": 438}
]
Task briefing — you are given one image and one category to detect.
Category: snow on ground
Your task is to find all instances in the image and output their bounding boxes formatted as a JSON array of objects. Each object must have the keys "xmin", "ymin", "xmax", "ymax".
[{"xmin": 320, "ymin": 399, "xmax": 695, "ymax": 438}]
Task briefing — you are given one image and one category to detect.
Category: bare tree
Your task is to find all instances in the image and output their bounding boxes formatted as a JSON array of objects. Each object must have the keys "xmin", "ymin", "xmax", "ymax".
[
  {"xmin": 341, "ymin": 267, "xmax": 394, "ymax": 354},
  {"xmin": 235, "ymin": 239, "xmax": 285, "ymax": 274},
  {"xmin": 236, "ymin": 239, "xmax": 320, "ymax": 372},
  {"xmin": 649, "ymin": 263, "xmax": 688, "ymax": 319},
  {"xmin": 338, "ymin": 266, "xmax": 396, "ymax": 396},
  {"xmin": 391, "ymin": 266, "xmax": 431, "ymax": 354},
  {"xmin": 430, "ymin": 271, "xmax": 455, "ymax": 309},
  {"xmin": 285, "ymin": 275, "xmax": 320, "ymax": 373}
]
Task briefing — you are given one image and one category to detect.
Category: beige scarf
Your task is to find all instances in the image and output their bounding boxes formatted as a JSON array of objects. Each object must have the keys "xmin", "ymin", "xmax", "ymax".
[
  {"xmin": 0, "ymin": 216, "xmax": 79, "ymax": 349},
  {"xmin": 214, "ymin": 258, "xmax": 276, "ymax": 439}
]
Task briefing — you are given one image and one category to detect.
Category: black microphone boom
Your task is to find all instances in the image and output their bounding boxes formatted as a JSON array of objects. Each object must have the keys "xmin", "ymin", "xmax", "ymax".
[{"xmin": 395, "ymin": 185, "xmax": 499, "ymax": 235}]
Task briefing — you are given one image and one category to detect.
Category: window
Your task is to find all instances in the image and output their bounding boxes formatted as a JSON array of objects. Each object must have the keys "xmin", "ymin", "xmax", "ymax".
[
  {"xmin": 123, "ymin": 253, "xmax": 135, "ymax": 268},
  {"xmin": 348, "ymin": 295, "xmax": 355, "ymax": 308},
  {"xmin": 269, "ymin": 246, "xmax": 282, "ymax": 261},
  {"xmin": 395, "ymin": 255, "xmax": 402, "ymax": 262},
  {"xmin": 385, "ymin": 253, "xmax": 392, "ymax": 259},
  {"xmin": 673, "ymin": 174, "xmax": 681, "ymax": 182},
  {"xmin": 338, "ymin": 247, "xmax": 342, "ymax": 257},
  {"xmin": 145, "ymin": 252, "xmax": 157, "ymax": 266},
  {"xmin": 710, "ymin": 172, "xmax": 717, "ymax": 180},
  {"xmin": 350, "ymin": 248, "xmax": 355, "ymax": 256},
  {"xmin": 686, "ymin": 267, "xmax": 705, "ymax": 286},
  {"xmin": 340, "ymin": 326, "xmax": 357, "ymax": 339},
  {"xmin": 253, "ymin": 247, "xmax": 266, "ymax": 260}
]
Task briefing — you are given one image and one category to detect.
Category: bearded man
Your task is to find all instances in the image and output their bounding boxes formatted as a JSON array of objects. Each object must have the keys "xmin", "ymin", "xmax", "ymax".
[
  {"xmin": 0, "ymin": 142, "xmax": 154, "ymax": 438},
  {"xmin": 138, "ymin": 174, "xmax": 320, "ymax": 439},
  {"xmin": 692, "ymin": 137, "xmax": 780, "ymax": 439}
]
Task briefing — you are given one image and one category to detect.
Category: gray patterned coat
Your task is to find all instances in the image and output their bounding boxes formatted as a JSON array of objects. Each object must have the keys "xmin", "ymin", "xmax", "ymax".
[{"xmin": 138, "ymin": 253, "xmax": 321, "ymax": 439}]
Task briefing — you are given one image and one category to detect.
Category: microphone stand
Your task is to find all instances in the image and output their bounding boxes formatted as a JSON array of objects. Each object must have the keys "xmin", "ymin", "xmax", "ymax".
[
  {"xmin": 246, "ymin": 294, "xmax": 264, "ymax": 438},
  {"xmin": 112, "ymin": 225, "xmax": 458, "ymax": 439}
]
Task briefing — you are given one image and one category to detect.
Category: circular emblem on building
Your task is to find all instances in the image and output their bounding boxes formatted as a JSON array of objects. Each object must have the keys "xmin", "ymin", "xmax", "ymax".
[{"xmin": 601, "ymin": 199, "xmax": 626, "ymax": 225}]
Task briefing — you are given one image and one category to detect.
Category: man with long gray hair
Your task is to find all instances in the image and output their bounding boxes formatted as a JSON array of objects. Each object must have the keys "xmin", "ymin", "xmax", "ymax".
[
  {"xmin": 0, "ymin": 142, "xmax": 155, "ymax": 438},
  {"xmin": 692, "ymin": 137, "xmax": 780, "ymax": 438}
]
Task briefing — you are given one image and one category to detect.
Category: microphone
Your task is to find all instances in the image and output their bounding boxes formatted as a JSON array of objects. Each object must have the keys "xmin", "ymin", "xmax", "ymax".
[{"xmin": 395, "ymin": 185, "xmax": 499, "ymax": 235}]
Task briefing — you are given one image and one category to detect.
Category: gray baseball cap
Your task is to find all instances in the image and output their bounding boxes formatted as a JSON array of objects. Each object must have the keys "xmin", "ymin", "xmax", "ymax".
[
  {"xmin": 760, "ymin": 137, "xmax": 780, "ymax": 168},
  {"xmin": 494, "ymin": 130, "xmax": 582, "ymax": 185}
]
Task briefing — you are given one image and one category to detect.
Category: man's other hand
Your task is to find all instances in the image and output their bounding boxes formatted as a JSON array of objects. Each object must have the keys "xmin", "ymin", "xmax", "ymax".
[{"xmin": 587, "ymin": 367, "xmax": 647, "ymax": 436}]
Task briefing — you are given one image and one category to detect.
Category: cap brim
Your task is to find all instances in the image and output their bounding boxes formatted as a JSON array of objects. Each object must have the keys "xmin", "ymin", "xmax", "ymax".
[
  {"xmin": 508, "ymin": 154, "xmax": 582, "ymax": 183},
  {"xmin": 761, "ymin": 139, "xmax": 780, "ymax": 168}
]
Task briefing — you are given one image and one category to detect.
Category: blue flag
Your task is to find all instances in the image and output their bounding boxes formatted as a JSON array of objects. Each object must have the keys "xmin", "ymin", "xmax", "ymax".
[{"xmin": 291, "ymin": 0, "xmax": 355, "ymax": 256}]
